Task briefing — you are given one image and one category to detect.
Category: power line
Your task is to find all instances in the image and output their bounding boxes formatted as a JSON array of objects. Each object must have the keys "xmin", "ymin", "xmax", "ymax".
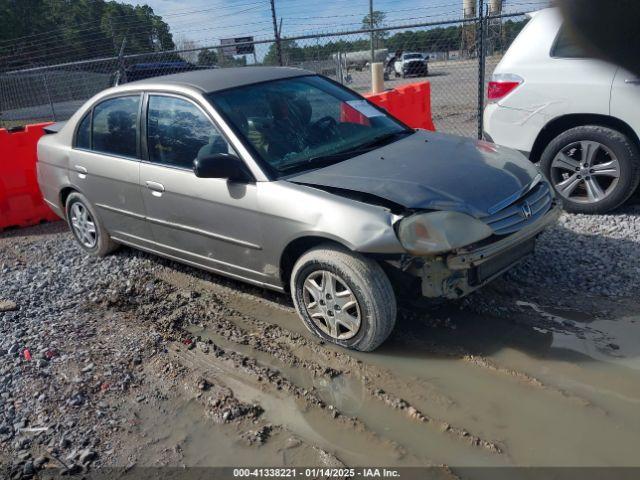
[{"xmin": 0, "ymin": 0, "xmax": 268, "ymax": 45}]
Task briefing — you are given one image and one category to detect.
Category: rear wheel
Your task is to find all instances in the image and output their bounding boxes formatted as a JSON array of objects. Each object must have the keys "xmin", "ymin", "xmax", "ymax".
[
  {"xmin": 540, "ymin": 125, "xmax": 640, "ymax": 213},
  {"xmin": 290, "ymin": 245, "xmax": 396, "ymax": 352},
  {"xmin": 65, "ymin": 192, "xmax": 118, "ymax": 256}
]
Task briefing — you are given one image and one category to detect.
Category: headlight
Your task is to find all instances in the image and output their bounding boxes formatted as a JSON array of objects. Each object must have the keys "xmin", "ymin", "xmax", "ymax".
[{"xmin": 397, "ymin": 211, "xmax": 493, "ymax": 255}]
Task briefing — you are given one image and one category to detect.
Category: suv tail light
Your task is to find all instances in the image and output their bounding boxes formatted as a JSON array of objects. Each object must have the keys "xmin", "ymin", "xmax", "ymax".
[{"xmin": 487, "ymin": 74, "xmax": 523, "ymax": 101}]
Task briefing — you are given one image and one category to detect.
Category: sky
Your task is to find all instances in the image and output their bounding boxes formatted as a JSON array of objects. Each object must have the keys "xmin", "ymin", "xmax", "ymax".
[{"xmin": 120, "ymin": 0, "xmax": 551, "ymax": 48}]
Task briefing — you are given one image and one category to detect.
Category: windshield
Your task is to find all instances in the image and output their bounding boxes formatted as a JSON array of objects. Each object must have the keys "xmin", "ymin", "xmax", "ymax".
[
  {"xmin": 207, "ymin": 75, "xmax": 411, "ymax": 177},
  {"xmin": 403, "ymin": 53, "xmax": 423, "ymax": 59}
]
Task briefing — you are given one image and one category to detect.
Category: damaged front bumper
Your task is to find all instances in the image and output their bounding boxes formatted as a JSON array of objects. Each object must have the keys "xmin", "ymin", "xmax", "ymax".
[{"xmin": 404, "ymin": 204, "xmax": 561, "ymax": 299}]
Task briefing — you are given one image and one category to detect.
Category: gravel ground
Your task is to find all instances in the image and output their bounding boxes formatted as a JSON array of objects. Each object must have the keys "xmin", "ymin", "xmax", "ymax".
[
  {"xmin": 510, "ymin": 204, "xmax": 640, "ymax": 297},
  {"xmin": 0, "ymin": 226, "xmax": 163, "ymax": 475},
  {"xmin": 1, "ymin": 204, "xmax": 639, "ymax": 476}
]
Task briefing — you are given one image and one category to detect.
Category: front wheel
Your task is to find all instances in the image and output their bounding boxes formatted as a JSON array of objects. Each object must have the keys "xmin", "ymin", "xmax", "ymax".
[
  {"xmin": 540, "ymin": 125, "xmax": 640, "ymax": 214},
  {"xmin": 290, "ymin": 245, "xmax": 396, "ymax": 352}
]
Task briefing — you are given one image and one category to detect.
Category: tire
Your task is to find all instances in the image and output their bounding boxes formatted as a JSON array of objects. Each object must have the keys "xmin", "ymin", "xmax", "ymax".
[
  {"xmin": 540, "ymin": 125, "xmax": 640, "ymax": 214},
  {"xmin": 290, "ymin": 244, "xmax": 396, "ymax": 352},
  {"xmin": 65, "ymin": 192, "xmax": 118, "ymax": 256}
]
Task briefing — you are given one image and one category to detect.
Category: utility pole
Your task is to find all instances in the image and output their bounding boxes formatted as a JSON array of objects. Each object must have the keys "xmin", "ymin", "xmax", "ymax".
[
  {"xmin": 477, "ymin": 0, "xmax": 485, "ymax": 139},
  {"xmin": 270, "ymin": 0, "xmax": 283, "ymax": 66},
  {"xmin": 369, "ymin": 0, "xmax": 375, "ymax": 65}
]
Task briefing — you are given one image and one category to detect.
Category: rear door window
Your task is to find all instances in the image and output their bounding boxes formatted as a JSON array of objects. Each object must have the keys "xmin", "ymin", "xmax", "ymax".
[
  {"xmin": 146, "ymin": 95, "xmax": 232, "ymax": 170},
  {"xmin": 91, "ymin": 95, "xmax": 140, "ymax": 158}
]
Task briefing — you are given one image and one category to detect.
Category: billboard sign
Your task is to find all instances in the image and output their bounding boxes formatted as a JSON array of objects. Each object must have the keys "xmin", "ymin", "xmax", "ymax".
[{"xmin": 220, "ymin": 36, "xmax": 255, "ymax": 56}]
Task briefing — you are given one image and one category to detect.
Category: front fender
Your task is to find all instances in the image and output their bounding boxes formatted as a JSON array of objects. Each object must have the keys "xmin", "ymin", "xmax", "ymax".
[{"xmin": 257, "ymin": 181, "xmax": 406, "ymax": 282}]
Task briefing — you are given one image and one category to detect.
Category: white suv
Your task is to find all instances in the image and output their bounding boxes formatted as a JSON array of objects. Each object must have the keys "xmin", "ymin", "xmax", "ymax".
[{"xmin": 483, "ymin": 8, "xmax": 640, "ymax": 214}]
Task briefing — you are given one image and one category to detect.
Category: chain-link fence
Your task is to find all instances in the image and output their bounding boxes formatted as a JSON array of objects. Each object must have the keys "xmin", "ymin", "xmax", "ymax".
[{"xmin": 0, "ymin": 10, "xmax": 530, "ymax": 138}]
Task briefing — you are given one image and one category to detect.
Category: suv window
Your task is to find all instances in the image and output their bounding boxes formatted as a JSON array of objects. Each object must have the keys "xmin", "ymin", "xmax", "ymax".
[
  {"xmin": 92, "ymin": 96, "xmax": 140, "ymax": 157},
  {"xmin": 147, "ymin": 95, "xmax": 232, "ymax": 170},
  {"xmin": 76, "ymin": 112, "xmax": 91, "ymax": 149},
  {"xmin": 552, "ymin": 26, "xmax": 588, "ymax": 58}
]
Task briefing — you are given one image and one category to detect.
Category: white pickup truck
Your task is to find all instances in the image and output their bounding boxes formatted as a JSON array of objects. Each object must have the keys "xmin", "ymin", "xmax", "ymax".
[{"xmin": 394, "ymin": 52, "xmax": 429, "ymax": 78}]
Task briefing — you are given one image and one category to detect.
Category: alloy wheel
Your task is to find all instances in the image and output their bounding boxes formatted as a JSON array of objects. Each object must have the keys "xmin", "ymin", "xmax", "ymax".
[
  {"xmin": 302, "ymin": 270, "xmax": 361, "ymax": 340},
  {"xmin": 550, "ymin": 140, "xmax": 621, "ymax": 204},
  {"xmin": 70, "ymin": 202, "xmax": 98, "ymax": 248}
]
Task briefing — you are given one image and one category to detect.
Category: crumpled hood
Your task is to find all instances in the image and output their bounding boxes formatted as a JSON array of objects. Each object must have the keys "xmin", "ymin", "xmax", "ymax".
[{"xmin": 288, "ymin": 130, "xmax": 541, "ymax": 218}]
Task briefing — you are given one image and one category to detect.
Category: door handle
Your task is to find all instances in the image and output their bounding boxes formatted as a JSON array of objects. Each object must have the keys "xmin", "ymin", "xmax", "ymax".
[
  {"xmin": 74, "ymin": 165, "xmax": 88, "ymax": 179},
  {"xmin": 145, "ymin": 181, "xmax": 165, "ymax": 197},
  {"xmin": 625, "ymin": 78, "xmax": 640, "ymax": 84}
]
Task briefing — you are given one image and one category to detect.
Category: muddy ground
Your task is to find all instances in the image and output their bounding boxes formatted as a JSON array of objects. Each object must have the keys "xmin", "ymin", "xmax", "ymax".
[{"xmin": 1, "ymin": 214, "xmax": 640, "ymax": 478}]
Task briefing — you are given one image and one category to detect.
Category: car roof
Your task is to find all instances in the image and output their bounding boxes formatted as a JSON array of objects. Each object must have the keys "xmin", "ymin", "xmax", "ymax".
[{"xmin": 125, "ymin": 66, "xmax": 314, "ymax": 93}]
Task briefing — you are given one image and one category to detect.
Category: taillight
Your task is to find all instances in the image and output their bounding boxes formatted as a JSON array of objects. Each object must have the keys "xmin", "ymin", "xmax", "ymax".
[{"xmin": 487, "ymin": 74, "xmax": 523, "ymax": 101}]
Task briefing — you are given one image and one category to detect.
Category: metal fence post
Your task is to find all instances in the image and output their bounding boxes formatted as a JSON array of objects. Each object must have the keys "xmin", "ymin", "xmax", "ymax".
[
  {"xmin": 117, "ymin": 37, "xmax": 128, "ymax": 85},
  {"xmin": 476, "ymin": 0, "xmax": 486, "ymax": 139},
  {"xmin": 369, "ymin": 0, "xmax": 375, "ymax": 65},
  {"xmin": 42, "ymin": 71, "xmax": 57, "ymax": 122},
  {"xmin": 270, "ymin": 0, "xmax": 283, "ymax": 66}
]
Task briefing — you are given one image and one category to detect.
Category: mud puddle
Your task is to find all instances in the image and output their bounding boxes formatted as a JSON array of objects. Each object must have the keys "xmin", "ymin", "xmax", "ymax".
[
  {"xmin": 185, "ymin": 280, "xmax": 640, "ymax": 467},
  {"xmin": 185, "ymin": 323, "xmax": 502, "ymax": 467},
  {"xmin": 119, "ymin": 262, "xmax": 640, "ymax": 469}
]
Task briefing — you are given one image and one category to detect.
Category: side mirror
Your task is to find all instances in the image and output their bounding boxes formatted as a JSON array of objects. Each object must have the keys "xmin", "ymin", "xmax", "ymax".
[{"xmin": 193, "ymin": 153, "xmax": 251, "ymax": 182}]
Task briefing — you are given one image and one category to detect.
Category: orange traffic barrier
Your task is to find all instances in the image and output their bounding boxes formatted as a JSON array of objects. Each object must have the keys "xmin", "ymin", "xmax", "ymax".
[
  {"xmin": 339, "ymin": 81, "xmax": 435, "ymax": 131},
  {"xmin": 366, "ymin": 81, "xmax": 436, "ymax": 131},
  {"xmin": 0, "ymin": 123, "xmax": 59, "ymax": 231}
]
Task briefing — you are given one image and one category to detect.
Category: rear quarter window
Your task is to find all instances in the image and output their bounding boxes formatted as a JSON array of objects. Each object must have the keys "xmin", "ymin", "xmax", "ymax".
[
  {"xmin": 75, "ymin": 112, "xmax": 91, "ymax": 149},
  {"xmin": 551, "ymin": 26, "xmax": 588, "ymax": 58}
]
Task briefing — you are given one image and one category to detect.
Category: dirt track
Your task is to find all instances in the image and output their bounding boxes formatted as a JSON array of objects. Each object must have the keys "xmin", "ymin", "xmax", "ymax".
[{"xmin": 1, "ymin": 216, "xmax": 640, "ymax": 477}]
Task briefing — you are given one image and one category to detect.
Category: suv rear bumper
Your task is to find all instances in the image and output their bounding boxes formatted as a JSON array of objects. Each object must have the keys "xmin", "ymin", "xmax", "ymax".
[{"xmin": 483, "ymin": 102, "xmax": 543, "ymax": 154}]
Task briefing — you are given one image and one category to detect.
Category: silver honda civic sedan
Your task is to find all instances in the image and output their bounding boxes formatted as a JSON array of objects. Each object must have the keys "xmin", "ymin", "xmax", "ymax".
[{"xmin": 37, "ymin": 67, "xmax": 560, "ymax": 351}]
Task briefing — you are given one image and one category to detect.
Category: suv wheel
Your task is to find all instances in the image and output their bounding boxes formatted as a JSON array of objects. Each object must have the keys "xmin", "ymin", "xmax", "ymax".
[
  {"xmin": 290, "ymin": 245, "xmax": 396, "ymax": 352},
  {"xmin": 66, "ymin": 192, "xmax": 118, "ymax": 256},
  {"xmin": 540, "ymin": 125, "xmax": 640, "ymax": 213}
]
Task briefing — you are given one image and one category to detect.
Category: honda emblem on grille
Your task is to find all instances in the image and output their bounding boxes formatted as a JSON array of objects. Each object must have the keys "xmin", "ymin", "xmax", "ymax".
[{"xmin": 520, "ymin": 202, "xmax": 532, "ymax": 219}]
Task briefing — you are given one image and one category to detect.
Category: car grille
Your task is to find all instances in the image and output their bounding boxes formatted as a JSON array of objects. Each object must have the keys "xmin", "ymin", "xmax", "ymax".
[
  {"xmin": 470, "ymin": 238, "xmax": 536, "ymax": 285},
  {"xmin": 483, "ymin": 182, "xmax": 553, "ymax": 236}
]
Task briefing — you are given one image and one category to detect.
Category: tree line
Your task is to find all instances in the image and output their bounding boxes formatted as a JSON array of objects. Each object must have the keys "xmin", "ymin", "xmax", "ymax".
[
  {"xmin": 262, "ymin": 18, "xmax": 527, "ymax": 66},
  {"xmin": 0, "ymin": 0, "xmax": 174, "ymax": 69},
  {"xmin": 0, "ymin": 2, "xmax": 527, "ymax": 71}
]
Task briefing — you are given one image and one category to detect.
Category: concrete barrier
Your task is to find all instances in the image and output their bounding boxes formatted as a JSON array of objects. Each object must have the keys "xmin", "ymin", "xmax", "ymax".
[
  {"xmin": 0, "ymin": 123, "xmax": 59, "ymax": 231},
  {"xmin": 365, "ymin": 81, "xmax": 436, "ymax": 131}
]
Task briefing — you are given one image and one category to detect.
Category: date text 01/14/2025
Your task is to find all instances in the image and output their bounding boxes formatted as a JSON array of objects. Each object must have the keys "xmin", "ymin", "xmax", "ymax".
[{"xmin": 232, "ymin": 468, "xmax": 401, "ymax": 477}]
